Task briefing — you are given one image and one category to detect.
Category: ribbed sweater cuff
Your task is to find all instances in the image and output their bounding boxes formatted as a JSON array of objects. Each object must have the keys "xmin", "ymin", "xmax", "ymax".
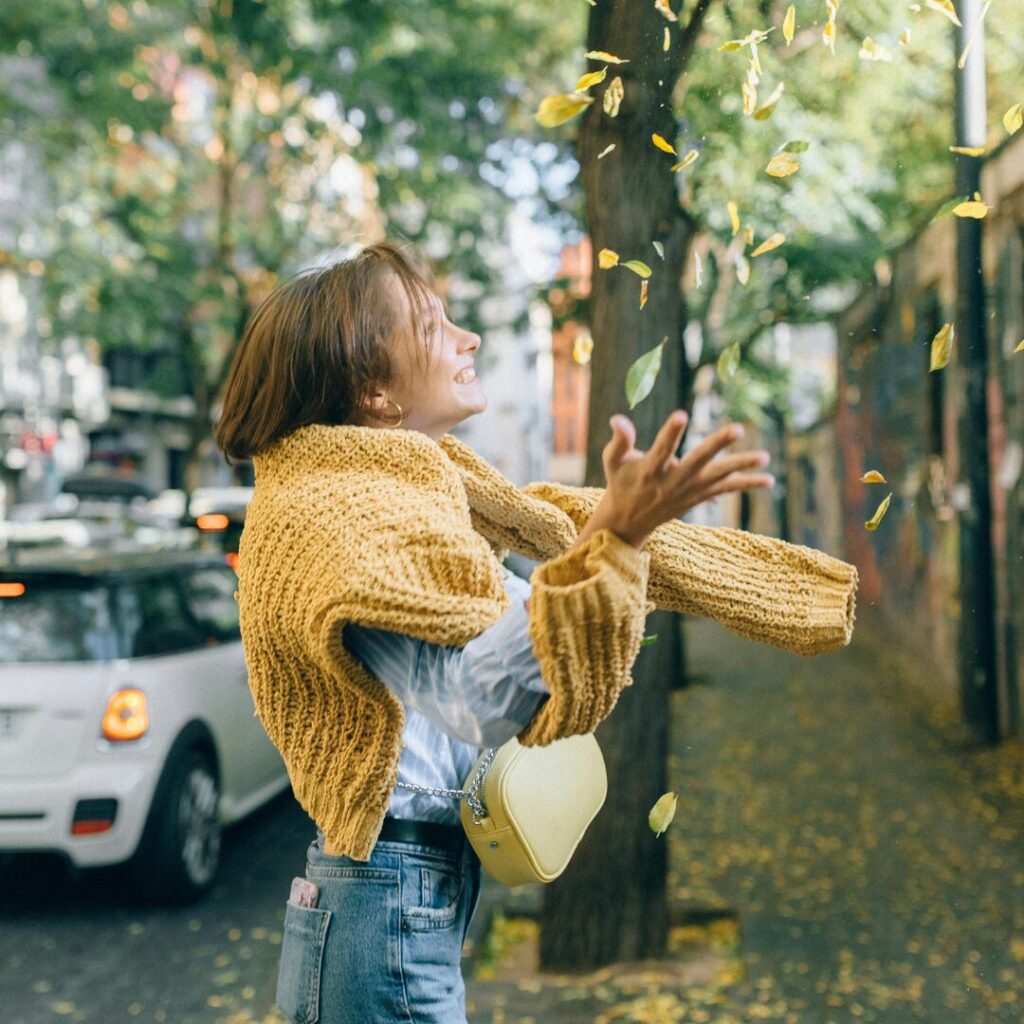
[{"xmin": 517, "ymin": 528, "xmax": 650, "ymax": 746}]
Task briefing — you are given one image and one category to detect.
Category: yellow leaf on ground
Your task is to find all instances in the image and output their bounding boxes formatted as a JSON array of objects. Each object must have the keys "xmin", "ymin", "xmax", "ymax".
[
  {"xmin": 655, "ymin": 0, "xmax": 678, "ymax": 22},
  {"xmin": 652, "ymin": 132, "xmax": 677, "ymax": 155},
  {"xmin": 766, "ymin": 152, "xmax": 800, "ymax": 177},
  {"xmin": 670, "ymin": 149, "xmax": 699, "ymax": 171},
  {"xmin": 952, "ymin": 199, "xmax": 989, "ymax": 218},
  {"xmin": 603, "ymin": 76, "xmax": 624, "ymax": 117},
  {"xmin": 727, "ymin": 200, "xmax": 740, "ymax": 235},
  {"xmin": 1003, "ymin": 102, "xmax": 1024, "ymax": 135},
  {"xmin": 535, "ymin": 92, "xmax": 593, "ymax": 127},
  {"xmin": 596, "ymin": 143, "xmax": 615, "ymax": 159},
  {"xmin": 865, "ymin": 492, "xmax": 892, "ymax": 532},
  {"xmin": 861, "ymin": 470, "xmax": 887, "ymax": 484},
  {"xmin": 598, "ymin": 248, "xmax": 620, "ymax": 269},
  {"xmin": 586, "ymin": 49, "xmax": 629, "ymax": 63},
  {"xmin": 751, "ymin": 232, "xmax": 786, "ymax": 257},
  {"xmin": 575, "ymin": 68, "xmax": 607, "ymax": 91},
  {"xmin": 783, "ymin": 4, "xmax": 796, "ymax": 44},
  {"xmin": 930, "ymin": 322, "xmax": 955, "ymax": 371},
  {"xmin": 649, "ymin": 792, "xmax": 678, "ymax": 836}
]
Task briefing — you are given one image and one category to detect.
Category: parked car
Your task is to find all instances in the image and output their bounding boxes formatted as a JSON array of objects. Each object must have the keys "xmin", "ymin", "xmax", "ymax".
[
  {"xmin": 0, "ymin": 548, "xmax": 288, "ymax": 904},
  {"xmin": 187, "ymin": 486, "xmax": 253, "ymax": 570}
]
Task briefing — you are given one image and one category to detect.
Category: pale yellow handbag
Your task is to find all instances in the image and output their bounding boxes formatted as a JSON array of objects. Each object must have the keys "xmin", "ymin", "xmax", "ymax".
[{"xmin": 457, "ymin": 733, "xmax": 608, "ymax": 886}]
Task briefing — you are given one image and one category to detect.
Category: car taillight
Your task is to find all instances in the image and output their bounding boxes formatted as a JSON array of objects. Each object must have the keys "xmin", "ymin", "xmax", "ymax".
[
  {"xmin": 102, "ymin": 689, "xmax": 149, "ymax": 741},
  {"xmin": 196, "ymin": 513, "xmax": 229, "ymax": 531},
  {"xmin": 0, "ymin": 582, "xmax": 25, "ymax": 598}
]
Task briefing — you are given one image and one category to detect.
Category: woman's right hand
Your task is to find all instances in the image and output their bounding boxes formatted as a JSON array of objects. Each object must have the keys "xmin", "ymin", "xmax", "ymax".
[{"xmin": 598, "ymin": 410, "xmax": 775, "ymax": 548}]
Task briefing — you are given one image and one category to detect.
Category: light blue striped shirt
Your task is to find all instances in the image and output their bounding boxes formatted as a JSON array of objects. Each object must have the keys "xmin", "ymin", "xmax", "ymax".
[{"xmin": 343, "ymin": 569, "xmax": 550, "ymax": 827}]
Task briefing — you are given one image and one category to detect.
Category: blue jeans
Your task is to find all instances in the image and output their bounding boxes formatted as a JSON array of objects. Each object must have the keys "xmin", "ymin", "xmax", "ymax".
[{"xmin": 275, "ymin": 828, "xmax": 484, "ymax": 1024}]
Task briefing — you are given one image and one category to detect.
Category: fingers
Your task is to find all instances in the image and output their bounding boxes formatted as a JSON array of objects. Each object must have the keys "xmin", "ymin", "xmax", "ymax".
[
  {"xmin": 702, "ymin": 471, "xmax": 776, "ymax": 501},
  {"xmin": 676, "ymin": 420, "xmax": 747, "ymax": 479},
  {"xmin": 604, "ymin": 415, "xmax": 637, "ymax": 467},
  {"xmin": 649, "ymin": 410, "xmax": 689, "ymax": 469}
]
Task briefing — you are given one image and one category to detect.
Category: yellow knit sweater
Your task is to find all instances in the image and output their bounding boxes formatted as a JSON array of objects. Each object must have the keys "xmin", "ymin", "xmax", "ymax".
[{"xmin": 235, "ymin": 423, "xmax": 858, "ymax": 859}]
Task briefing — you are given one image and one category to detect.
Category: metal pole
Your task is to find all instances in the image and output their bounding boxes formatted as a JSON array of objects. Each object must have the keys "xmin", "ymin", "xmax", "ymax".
[{"xmin": 953, "ymin": 0, "xmax": 999, "ymax": 742}]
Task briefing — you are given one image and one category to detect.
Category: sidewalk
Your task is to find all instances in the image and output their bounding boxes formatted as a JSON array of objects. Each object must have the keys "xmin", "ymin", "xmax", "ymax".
[{"xmin": 463, "ymin": 608, "xmax": 1024, "ymax": 1023}]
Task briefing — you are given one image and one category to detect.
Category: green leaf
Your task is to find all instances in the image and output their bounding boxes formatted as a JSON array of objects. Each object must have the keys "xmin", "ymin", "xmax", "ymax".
[
  {"xmin": 639, "ymin": 634, "xmax": 659, "ymax": 647},
  {"xmin": 717, "ymin": 342, "xmax": 741, "ymax": 381},
  {"xmin": 621, "ymin": 259, "xmax": 652, "ymax": 278},
  {"xmin": 781, "ymin": 139, "xmax": 810, "ymax": 153},
  {"xmin": 625, "ymin": 336, "xmax": 668, "ymax": 410},
  {"xmin": 648, "ymin": 792, "xmax": 678, "ymax": 837},
  {"xmin": 652, "ymin": 240, "xmax": 665, "ymax": 261}
]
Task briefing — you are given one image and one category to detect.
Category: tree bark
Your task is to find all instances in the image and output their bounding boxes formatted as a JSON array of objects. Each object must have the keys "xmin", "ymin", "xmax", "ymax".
[{"xmin": 539, "ymin": 0, "xmax": 713, "ymax": 971}]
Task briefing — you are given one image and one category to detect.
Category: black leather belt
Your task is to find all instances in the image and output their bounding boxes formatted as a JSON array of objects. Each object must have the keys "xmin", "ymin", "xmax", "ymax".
[{"xmin": 378, "ymin": 815, "xmax": 464, "ymax": 855}]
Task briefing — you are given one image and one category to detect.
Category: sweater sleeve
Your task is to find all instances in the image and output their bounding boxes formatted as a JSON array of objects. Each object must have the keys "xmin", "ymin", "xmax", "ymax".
[
  {"xmin": 518, "ymin": 482, "xmax": 857, "ymax": 656},
  {"xmin": 516, "ymin": 527, "xmax": 652, "ymax": 747}
]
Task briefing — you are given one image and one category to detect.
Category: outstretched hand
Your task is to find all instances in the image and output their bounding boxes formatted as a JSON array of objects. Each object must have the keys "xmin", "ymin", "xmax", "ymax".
[{"xmin": 598, "ymin": 410, "xmax": 774, "ymax": 548}]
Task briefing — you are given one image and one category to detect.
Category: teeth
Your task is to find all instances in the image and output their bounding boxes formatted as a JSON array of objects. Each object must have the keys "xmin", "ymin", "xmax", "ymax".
[{"xmin": 455, "ymin": 368, "xmax": 476, "ymax": 383}]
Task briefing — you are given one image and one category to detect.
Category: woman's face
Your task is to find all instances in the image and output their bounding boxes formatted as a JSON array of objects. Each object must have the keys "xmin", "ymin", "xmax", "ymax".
[{"xmin": 368, "ymin": 277, "xmax": 486, "ymax": 440}]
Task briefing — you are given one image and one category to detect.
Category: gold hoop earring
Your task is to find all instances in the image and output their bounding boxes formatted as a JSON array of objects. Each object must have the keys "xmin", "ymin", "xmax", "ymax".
[{"xmin": 380, "ymin": 398, "xmax": 406, "ymax": 427}]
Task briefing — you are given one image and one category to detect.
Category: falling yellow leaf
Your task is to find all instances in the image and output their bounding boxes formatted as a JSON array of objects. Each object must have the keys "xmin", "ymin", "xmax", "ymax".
[
  {"xmin": 735, "ymin": 253, "xmax": 750, "ymax": 285},
  {"xmin": 930, "ymin": 322, "xmax": 955, "ymax": 371},
  {"xmin": 949, "ymin": 145, "xmax": 987, "ymax": 156},
  {"xmin": 741, "ymin": 79, "xmax": 758, "ymax": 116},
  {"xmin": 751, "ymin": 232, "xmax": 786, "ymax": 257},
  {"xmin": 652, "ymin": 133, "xmax": 677, "ymax": 155},
  {"xmin": 586, "ymin": 49, "xmax": 629, "ymax": 64},
  {"xmin": 952, "ymin": 198, "xmax": 989, "ymax": 218},
  {"xmin": 956, "ymin": 0, "xmax": 991, "ymax": 69},
  {"xmin": 597, "ymin": 143, "xmax": 616, "ymax": 159},
  {"xmin": 822, "ymin": 18, "xmax": 836, "ymax": 54},
  {"xmin": 727, "ymin": 200, "xmax": 740, "ymax": 235},
  {"xmin": 670, "ymin": 149, "xmax": 699, "ymax": 172},
  {"xmin": 693, "ymin": 249, "xmax": 703, "ymax": 288},
  {"xmin": 753, "ymin": 81, "xmax": 785, "ymax": 120},
  {"xmin": 655, "ymin": 0, "xmax": 678, "ymax": 22},
  {"xmin": 1004, "ymin": 102, "xmax": 1024, "ymax": 135},
  {"xmin": 717, "ymin": 342, "xmax": 740, "ymax": 380},
  {"xmin": 900, "ymin": 27, "xmax": 912, "ymax": 45},
  {"xmin": 718, "ymin": 40, "xmax": 744, "ymax": 53},
  {"xmin": 865, "ymin": 492, "xmax": 892, "ymax": 532},
  {"xmin": 859, "ymin": 37, "xmax": 893, "ymax": 62},
  {"xmin": 766, "ymin": 152, "xmax": 800, "ymax": 177},
  {"xmin": 783, "ymin": 4, "xmax": 796, "ymax": 43},
  {"xmin": 621, "ymin": 259, "xmax": 652, "ymax": 278},
  {"xmin": 648, "ymin": 792, "xmax": 678, "ymax": 837},
  {"xmin": 640, "ymin": 278, "xmax": 649, "ymax": 309},
  {"xmin": 1014, "ymin": 339, "xmax": 1024, "ymax": 353},
  {"xmin": 743, "ymin": 225, "xmax": 754, "ymax": 246},
  {"xmin": 663, "ymin": 26, "xmax": 671, "ymax": 51},
  {"xmin": 598, "ymin": 248, "xmax": 620, "ymax": 269},
  {"xmin": 572, "ymin": 331, "xmax": 593, "ymax": 365},
  {"xmin": 604, "ymin": 76, "xmax": 624, "ymax": 117},
  {"xmin": 861, "ymin": 470, "xmax": 887, "ymax": 484},
  {"xmin": 575, "ymin": 68, "xmax": 608, "ymax": 91},
  {"xmin": 535, "ymin": 92, "xmax": 593, "ymax": 127},
  {"xmin": 924, "ymin": 0, "xmax": 962, "ymax": 27}
]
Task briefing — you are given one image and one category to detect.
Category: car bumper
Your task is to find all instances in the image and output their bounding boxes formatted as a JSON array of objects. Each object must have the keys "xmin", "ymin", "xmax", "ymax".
[{"xmin": 0, "ymin": 761, "xmax": 159, "ymax": 868}]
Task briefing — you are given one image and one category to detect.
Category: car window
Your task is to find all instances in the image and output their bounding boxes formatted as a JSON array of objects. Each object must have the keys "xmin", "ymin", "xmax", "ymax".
[
  {"xmin": 116, "ymin": 574, "xmax": 207, "ymax": 657},
  {"xmin": 181, "ymin": 567, "xmax": 240, "ymax": 638},
  {"xmin": 0, "ymin": 580, "xmax": 119, "ymax": 663}
]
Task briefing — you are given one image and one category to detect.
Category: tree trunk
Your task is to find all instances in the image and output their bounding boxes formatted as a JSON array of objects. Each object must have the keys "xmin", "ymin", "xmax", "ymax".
[{"xmin": 539, "ymin": 0, "xmax": 712, "ymax": 972}]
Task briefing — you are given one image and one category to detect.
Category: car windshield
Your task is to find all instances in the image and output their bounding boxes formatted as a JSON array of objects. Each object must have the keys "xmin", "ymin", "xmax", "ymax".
[{"xmin": 0, "ymin": 578, "xmax": 119, "ymax": 663}]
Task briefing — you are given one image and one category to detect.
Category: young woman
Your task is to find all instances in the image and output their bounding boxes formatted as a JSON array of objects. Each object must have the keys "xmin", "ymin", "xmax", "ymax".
[{"xmin": 214, "ymin": 241, "xmax": 776, "ymax": 1024}]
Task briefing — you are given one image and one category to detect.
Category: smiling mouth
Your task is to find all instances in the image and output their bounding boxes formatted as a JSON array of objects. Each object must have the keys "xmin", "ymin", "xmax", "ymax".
[{"xmin": 454, "ymin": 368, "xmax": 477, "ymax": 384}]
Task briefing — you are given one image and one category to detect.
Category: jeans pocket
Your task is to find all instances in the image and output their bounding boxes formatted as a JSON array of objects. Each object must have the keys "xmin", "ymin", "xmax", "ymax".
[
  {"xmin": 403, "ymin": 861, "xmax": 463, "ymax": 932},
  {"xmin": 275, "ymin": 901, "xmax": 333, "ymax": 1024}
]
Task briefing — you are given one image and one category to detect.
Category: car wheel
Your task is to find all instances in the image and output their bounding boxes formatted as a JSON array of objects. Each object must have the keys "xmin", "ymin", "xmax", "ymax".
[{"xmin": 130, "ymin": 746, "xmax": 221, "ymax": 905}]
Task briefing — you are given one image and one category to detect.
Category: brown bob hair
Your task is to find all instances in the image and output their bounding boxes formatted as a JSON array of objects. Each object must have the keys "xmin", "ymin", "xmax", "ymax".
[{"xmin": 214, "ymin": 241, "xmax": 441, "ymax": 466}]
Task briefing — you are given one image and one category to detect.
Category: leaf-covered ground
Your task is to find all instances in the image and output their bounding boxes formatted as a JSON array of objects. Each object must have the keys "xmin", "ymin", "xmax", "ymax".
[{"xmin": 465, "ymin": 607, "xmax": 1024, "ymax": 1023}]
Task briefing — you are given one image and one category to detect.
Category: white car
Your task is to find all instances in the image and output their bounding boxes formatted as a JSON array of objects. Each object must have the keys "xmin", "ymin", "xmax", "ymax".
[{"xmin": 0, "ymin": 547, "xmax": 290, "ymax": 904}]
